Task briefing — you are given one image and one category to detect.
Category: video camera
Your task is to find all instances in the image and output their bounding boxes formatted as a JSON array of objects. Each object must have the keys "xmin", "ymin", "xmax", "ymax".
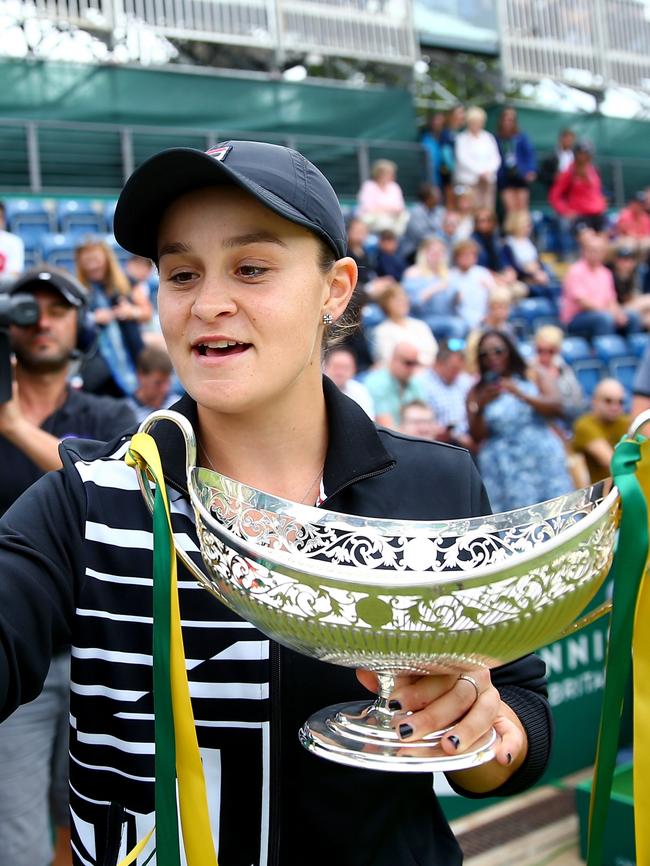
[{"xmin": 0, "ymin": 292, "xmax": 39, "ymax": 403}]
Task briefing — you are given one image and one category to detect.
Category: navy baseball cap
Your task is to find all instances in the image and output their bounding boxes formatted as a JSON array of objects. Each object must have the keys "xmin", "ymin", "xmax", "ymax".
[
  {"xmin": 114, "ymin": 140, "xmax": 347, "ymax": 261},
  {"xmin": 9, "ymin": 268, "xmax": 87, "ymax": 307}
]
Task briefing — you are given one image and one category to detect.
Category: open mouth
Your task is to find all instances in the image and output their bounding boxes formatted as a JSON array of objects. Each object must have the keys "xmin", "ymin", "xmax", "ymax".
[{"xmin": 194, "ymin": 340, "xmax": 251, "ymax": 359}]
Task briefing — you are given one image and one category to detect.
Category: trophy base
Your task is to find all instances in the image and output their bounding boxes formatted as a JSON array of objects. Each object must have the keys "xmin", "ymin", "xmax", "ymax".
[{"xmin": 299, "ymin": 700, "xmax": 498, "ymax": 772}]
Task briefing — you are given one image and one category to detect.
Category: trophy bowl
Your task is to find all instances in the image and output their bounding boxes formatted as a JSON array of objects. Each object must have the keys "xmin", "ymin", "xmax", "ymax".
[{"xmin": 136, "ymin": 411, "xmax": 621, "ymax": 772}]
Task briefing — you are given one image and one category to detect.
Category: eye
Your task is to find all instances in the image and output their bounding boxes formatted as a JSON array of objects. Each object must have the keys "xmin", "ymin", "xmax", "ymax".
[
  {"xmin": 168, "ymin": 270, "xmax": 197, "ymax": 284},
  {"xmin": 237, "ymin": 264, "xmax": 268, "ymax": 279}
]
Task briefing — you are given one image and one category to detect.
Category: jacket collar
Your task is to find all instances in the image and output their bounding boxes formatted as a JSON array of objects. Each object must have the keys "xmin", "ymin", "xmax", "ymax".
[{"xmin": 152, "ymin": 376, "xmax": 395, "ymax": 498}]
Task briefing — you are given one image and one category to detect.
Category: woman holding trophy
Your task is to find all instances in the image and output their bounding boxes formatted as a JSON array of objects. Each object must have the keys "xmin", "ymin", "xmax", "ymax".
[{"xmin": 0, "ymin": 142, "xmax": 552, "ymax": 866}]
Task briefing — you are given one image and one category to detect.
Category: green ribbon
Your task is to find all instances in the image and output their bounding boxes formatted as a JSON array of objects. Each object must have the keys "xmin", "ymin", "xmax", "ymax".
[
  {"xmin": 588, "ymin": 436, "xmax": 649, "ymax": 866},
  {"xmin": 152, "ymin": 482, "xmax": 181, "ymax": 866}
]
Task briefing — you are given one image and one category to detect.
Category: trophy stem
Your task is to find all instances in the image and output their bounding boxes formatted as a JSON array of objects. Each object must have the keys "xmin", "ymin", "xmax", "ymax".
[{"xmin": 299, "ymin": 670, "xmax": 497, "ymax": 773}]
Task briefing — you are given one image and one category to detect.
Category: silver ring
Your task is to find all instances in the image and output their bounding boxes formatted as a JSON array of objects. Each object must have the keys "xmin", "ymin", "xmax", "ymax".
[{"xmin": 457, "ymin": 674, "xmax": 480, "ymax": 702}]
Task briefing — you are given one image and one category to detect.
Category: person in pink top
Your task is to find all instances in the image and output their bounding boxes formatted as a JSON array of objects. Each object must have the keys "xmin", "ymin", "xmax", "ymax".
[
  {"xmin": 561, "ymin": 233, "xmax": 641, "ymax": 338},
  {"xmin": 357, "ymin": 158, "xmax": 408, "ymax": 235},
  {"xmin": 616, "ymin": 192, "xmax": 650, "ymax": 248},
  {"xmin": 549, "ymin": 140, "xmax": 607, "ymax": 234}
]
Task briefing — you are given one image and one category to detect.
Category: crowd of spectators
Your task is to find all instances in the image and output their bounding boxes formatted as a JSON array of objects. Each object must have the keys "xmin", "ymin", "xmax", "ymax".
[{"xmin": 334, "ymin": 103, "xmax": 650, "ymax": 511}]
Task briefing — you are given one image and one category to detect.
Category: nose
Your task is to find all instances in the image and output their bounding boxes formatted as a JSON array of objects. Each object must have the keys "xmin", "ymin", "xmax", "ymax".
[{"xmin": 190, "ymin": 276, "xmax": 238, "ymax": 321}]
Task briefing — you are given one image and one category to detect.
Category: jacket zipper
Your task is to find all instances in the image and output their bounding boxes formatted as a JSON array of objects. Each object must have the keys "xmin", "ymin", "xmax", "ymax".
[
  {"xmin": 320, "ymin": 463, "xmax": 396, "ymax": 507},
  {"xmin": 268, "ymin": 639, "xmax": 282, "ymax": 866}
]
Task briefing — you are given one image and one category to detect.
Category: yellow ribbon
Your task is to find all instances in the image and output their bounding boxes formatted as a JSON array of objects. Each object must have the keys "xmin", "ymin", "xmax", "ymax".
[
  {"xmin": 632, "ymin": 438, "xmax": 650, "ymax": 866},
  {"xmin": 125, "ymin": 432, "xmax": 219, "ymax": 866}
]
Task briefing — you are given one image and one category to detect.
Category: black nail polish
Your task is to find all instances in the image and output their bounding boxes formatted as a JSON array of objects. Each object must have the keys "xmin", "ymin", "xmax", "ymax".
[
  {"xmin": 388, "ymin": 699, "xmax": 402, "ymax": 711},
  {"xmin": 398, "ymin": 723, "xmax": 413, "ymax": 739},
  {"xmin": 506, "ymin": 752, "xmax": 513, "ymax": 765},
  {"xmin": 447, "ymin": 735, "xmax": 460, "ymax": 749}
]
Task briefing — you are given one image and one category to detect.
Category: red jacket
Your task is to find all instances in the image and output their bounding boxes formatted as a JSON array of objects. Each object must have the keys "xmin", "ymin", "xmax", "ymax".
[{"xmin": 548, "ymin": 164, "xmax": 606, "ymax": 217}]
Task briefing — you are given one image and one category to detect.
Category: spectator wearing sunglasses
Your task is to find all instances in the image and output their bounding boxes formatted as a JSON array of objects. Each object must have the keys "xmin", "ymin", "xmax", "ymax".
[
  {"xmin": 371, "ymin": 279, "xmax": 438, "ymax": 368},
  {"xmin": 466, "ymin": 330, "xmax": 572, "ymax": 511},
  {"xmin": 573, "ymin": 379, "xmax": 630, "ymax": 484},
  {"xmin": 364, "ymin": 342, "xmax": 428, "ymax": 429}
]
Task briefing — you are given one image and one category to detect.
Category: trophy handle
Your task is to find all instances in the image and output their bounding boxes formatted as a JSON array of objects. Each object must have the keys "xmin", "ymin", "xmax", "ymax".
[{"xmin": 133, "ymin": 409, "xmax": 210, "ymax": 588}]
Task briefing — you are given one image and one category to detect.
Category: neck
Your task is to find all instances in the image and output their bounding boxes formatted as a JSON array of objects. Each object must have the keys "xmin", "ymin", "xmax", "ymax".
[
  {"xmin": 196, "ymin": 372, "xmax": 328, "ymax": 502},
  {"xmin": 16, "ymin": 365, "xmax": 69, "ymax": 424}
]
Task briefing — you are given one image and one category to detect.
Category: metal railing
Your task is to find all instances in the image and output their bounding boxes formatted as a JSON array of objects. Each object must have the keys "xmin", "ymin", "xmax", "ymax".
[
  {"xmin": 0, "ymin": 116, "xmax": 428, "ymax": 198},
  {"xmin": 8, "ymin": 0, "xmax": 417, "ymax": 64},
  {"xmin": 498, "ymin": 0, "xmax": 650, "ymax": 94}
]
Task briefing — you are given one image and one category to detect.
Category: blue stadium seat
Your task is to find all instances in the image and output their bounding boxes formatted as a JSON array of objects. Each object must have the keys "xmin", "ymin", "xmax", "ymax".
[
  {"xmin": 509, "ymin": 297, "xmax": 558, "ymax": 337},
  {"xmin": 609, "ymin": 357, "xmax": 638, "ymax": 394},
  {"xmin": 592, "ymin": 334, "xmax": 631, "ymax": 364},
  {"xmin": 41, "ymin": 233, "xmax": 77, "ymax": 275},
  {"xmin": 5, "ymin": 199, "xmax": 54, "ymax": 247},
  {"xmin": 560, "ymin": 337, "xmax": 591, "ymax": 365},
  {"xmin": 572, "ymin": 359, "xmax": 606, "ymax": 397},
  {"xmin": 361, "ymin": 303, "xmax": 384, "ymax": 329},
  {"xmin": 57, "ymin": 200, "xmax": 106, "ymax": 237},
  {"xmin": 23, "ymin": 244, "xmax": 41, "ymax": 270},
  {"xmin": 627, "ymin": 332, "xmax": 650, "ymax": 359}
]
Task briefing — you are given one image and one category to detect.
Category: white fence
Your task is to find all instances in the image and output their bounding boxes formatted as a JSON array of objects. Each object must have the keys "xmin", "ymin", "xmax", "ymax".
[
  {"xmin": 498, "ymin": 0, "xmax": 650, "ymax": 93},
  {"xmin": 3, "ymin": 0, "xmax": 417, "ymax": 64}
]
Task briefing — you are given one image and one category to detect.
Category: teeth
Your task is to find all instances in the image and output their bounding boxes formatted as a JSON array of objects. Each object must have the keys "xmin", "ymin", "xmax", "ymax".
[{"xmin": 198, "ymin": 340, "xmax": 242, "ymax": 349}]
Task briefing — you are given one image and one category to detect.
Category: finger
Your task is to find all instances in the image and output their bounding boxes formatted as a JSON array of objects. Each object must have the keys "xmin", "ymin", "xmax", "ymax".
[
  {"xmin": 389, "ymin": 672, "xmax": 463, "ymax": 714},
  {"xmin": 436, "ymin": 687, "xmax": 502, "ymax": 754},
  {"xmin": 391, "ymin": 682, "xmax": 478, "ymax": 741},
  {"xmin": 491, "ymin": 714, "xmax": 527, "ymax": 767}
]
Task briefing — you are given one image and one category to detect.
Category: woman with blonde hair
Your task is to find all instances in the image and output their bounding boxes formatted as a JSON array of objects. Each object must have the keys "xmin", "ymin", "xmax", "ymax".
[
  {"xmin": 371, "ymin": 278, "xmax": 438, "ymax": 367},
  {"xmin": 402, "ymin": 236, "xmax": 467, "ymax": 340},
  {"xmin": 76, "ymin": 238, "xmax": 153, "ymax": 394},
  {"xmin": 454, "ymin": 106, "xmax": 501, "ymax": 210},
  {"xmin": 356, "ymin": 158, "xmax": 408, "ymax": 235},
  {"xmin": 530, "ymin": 324, "xmax": 584, "ymax": 426}
]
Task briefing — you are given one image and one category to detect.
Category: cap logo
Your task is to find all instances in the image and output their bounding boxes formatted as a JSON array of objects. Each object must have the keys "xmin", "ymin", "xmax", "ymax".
[{"xmin": 206, "ymin": 145, "xmax": 232, "ymax": 162}]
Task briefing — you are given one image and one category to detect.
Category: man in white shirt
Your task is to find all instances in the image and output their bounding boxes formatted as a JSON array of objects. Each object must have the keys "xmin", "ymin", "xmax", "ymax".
[
  {"xmin": 0, "ymin": 202, "xmax": 25, "ymax": 283},
  {"xmin": 448, "ymin": 239, "xmax": 496, "ymax": 329}
]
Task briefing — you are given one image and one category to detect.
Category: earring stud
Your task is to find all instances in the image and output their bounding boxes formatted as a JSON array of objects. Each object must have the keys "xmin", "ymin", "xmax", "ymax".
[{"xmin": 322, "ymin": 312, "xmax": 334, "ymax": 326}]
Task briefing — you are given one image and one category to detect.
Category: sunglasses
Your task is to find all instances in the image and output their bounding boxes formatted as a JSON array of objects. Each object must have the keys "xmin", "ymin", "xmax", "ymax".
[
  {"xmin": 479, "ymin": 346, "xmax": 507, "ymax": 360},
  {"xmin": 399, "ymin": 358, "xmax": 419, "ymax": 367},
  {"xmin": 601, "ymin": 396, "xmax": 624, "ymax": 405}
]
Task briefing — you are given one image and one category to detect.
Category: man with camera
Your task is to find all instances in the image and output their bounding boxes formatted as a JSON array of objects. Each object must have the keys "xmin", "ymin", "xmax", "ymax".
[{"xmin": 0, "ymin": 267, "xmax": 136, "ymax": 866}]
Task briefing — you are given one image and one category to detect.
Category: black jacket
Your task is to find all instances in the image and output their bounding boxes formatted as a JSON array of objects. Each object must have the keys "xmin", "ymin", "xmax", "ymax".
[{"xmin": 0, "ymin": 378, "xmax": 551, "ymax": 866}]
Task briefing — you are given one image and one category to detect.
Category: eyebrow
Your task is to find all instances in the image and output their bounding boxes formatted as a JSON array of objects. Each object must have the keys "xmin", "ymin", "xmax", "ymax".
[{"xmin": 158, "ymin": 232, "xmax": 288, "ymax": 260}]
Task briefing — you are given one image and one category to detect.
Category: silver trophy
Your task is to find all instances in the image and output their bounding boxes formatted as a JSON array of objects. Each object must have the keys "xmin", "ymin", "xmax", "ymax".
[{"xmin": 134, "ymin": 410, "xmax": 626, "ymax": 773}]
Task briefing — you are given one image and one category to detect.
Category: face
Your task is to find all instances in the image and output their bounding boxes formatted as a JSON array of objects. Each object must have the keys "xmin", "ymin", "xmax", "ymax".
[
  {"xmin": 474, "ymin": 212, "xmax": 495, "ymax": 234},
  {"xmin": 138, "ymin": 370, "xmax": 171, "ymax": 407},
  {"xmin": 593, "ymin": 383, "xmax": 626, "ymax": 423},
  {"xmin": 425, "ymin": 241, "xmax": 445, "ymax": 268},
  {"xmin": 456, "ymin": 248, "xmax": 477, "ymax": 271},
  {"xmin": 583, "ymin": 237, "xmax": 607, "ymax": 266},
  {"xmin": 347, "ymin": 219, "xmax": 368, "ymax": 247},
  {"xmin": 386, "ymin": 291, "xmax": 410, "ymax": 320},
  {"xmin": 443, "ymin": 212, "xmax": 460, "ymax": 235},
  {"xmin": 376, "ymin": 167, "xmax": 395, "ymax": 185},
  {"xmin": 323, "ymin": 350, "xmax": 356, "ymax": 388},
  {"xmin": 488, "ymin": 299, "xmax": 510, "ymax": 323},
  {"xmin": 401, "ymin": 407, "xmax": 437, "ymax": 440},
  {"xmin": 560, "ymin": 132, "xmax": 575, "ymax": 150},
  {"xmin": 10, "ymin": 288, "xmax": 77, "ymax": 373},
  {"xmin": 467, "ymin": 114, "xmax": 484, "ymax": 134},
  {"xmin": 479, "ymin": 334, "xmax": 510, "ymax": 377},
  {"xmin": 450, "ymin": 106, "xmax": 465, "ymax": 128},
  {"xmin": 380, "ymin": 237, "xmax": 399, "ymax": 254},
  {"xmin": 535, "ymin": 341, "xmax": 559, "ymax": 368},
  {"xmin": 615, "ymin": 255, "xmax": 637, "ymax": 276},
  {"xmin": 390, "ymin": 346, "xmax": 420, "ymax": 383},
  {"xmin": 501, "ymin": 110, "xmax": 516, "ymax": 133},
  {"xmin": 78, "ymin": 246, "xmax": 109, "ymax": 283},
  {"xmin": 574, "ymin": 149, "xmax": 591, "ymax": 167},
  {"xmin": 156, "ymin": 186, "xmax": 353, "ymax": 417},
  {"xmin": 436, "ymin": 352, "xmax": 464, "ymax": 384}
]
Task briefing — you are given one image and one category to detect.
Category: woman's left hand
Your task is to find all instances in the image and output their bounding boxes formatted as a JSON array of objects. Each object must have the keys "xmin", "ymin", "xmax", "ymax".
[{"xmin": 357, "ymin": 669, "xmax": 526, "ymax": 768}]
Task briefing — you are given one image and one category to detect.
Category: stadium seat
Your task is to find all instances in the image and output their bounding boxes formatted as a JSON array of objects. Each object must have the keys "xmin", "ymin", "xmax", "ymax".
[
  {"xmin": 509, "ymin": 297, "xmax": 558, "ymax": 337},
  {"xmin": 560, "ymin": 337, "xmax": 592, "ymax": 365},
  {"xmin": 609, "ymin": 357, "xmax": 638, "ymax": 394},
  {"xmin": 23, "ymin": 244, "xmax": 41, "ymax": 270},
  {"xmin": 361, "ymin": 303, "xmax": 384, "ymax": 329},
  {"xmin": 57, "ymin": 200, "xmax": 106, "ymax": 237},
  {"xmin": 5, "ymin": 199, "xmax": 54, "ymax": 247},
  {"xmin": 627, "ymin": 332, "xmax": 650, "ymax": 359},
  {"xmin": 592, "ymin": 334, "xmax": 631, "ymax": 364},
  {"xmin": 41, "ymin": 233, "xmax": 77, "ymax": 275},
  {"xmin": 572, "ymin": 359, "xmax": 606, "ymax": 397}
]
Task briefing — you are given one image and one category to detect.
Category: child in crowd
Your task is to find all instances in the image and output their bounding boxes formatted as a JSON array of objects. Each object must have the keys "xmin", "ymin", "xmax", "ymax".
[
  {"xmin": 448, "ymin": 239, "xmax": 495, "ymax": 330},
  {"xmin": 502, "ymin": 210, "xmax": 555, "ymax": 298}
]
